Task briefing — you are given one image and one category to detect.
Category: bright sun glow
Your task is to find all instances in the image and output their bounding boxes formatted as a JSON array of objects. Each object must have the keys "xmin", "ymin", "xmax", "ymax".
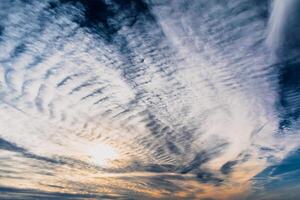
[{"xmin": 88, "ymin": 143, "xmax": 118, "ymax": 166}]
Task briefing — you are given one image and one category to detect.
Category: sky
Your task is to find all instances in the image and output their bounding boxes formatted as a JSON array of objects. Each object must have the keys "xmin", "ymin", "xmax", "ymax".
[{"xmin": 0, "ymin": 0, "xmax": 300, "ymax": 199}]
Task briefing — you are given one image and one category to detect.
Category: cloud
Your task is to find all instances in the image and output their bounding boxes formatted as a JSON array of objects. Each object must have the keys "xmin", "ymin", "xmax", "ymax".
[
  {"xmin": 0, "ymin": 186, "xmax": 118, "ymax": 200},
  {"xmin": 0, "ymin": 0, "xmax": 300, "ymax": 199}
]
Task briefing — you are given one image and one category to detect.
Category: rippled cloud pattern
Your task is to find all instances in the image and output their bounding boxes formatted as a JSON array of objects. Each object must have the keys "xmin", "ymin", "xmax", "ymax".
[{"xmin": 0, "ymin": 0, "xmax": 300, "ymax": 199}]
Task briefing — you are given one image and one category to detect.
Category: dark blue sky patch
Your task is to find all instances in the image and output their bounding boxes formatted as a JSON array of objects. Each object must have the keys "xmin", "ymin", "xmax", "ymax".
[
  {"xmin": 277, "ymin": 60, "xmax": 300, "ymax": 130},
  {"xmin": 250, "ymin": 149, "xmax": 300, "ymax": 199},
  {"xmin": 0, "ymin": 25, "xmax": 4, "ymax": 37},
  {"xmin": 220, "ymin": 160, "xmax": 238, "ymax": 175},
  {"xmin": 257, "ymin": 148, "xmax": 300, "ymax": 178},
  {"xmin": 196, "ymin": 171, "xmax": 223, "ymax": 185},
  {"xmin": 277, "ymin": 1, "xmax": 300, "ymax": 57},
  {"xmin": 11, "ymin": 43, "xmax": 26, "ymax": 58},
  {"xmin": 0, "ymin": 137, "xmax": 26, "ymax": 152},
  {"xmin": 48, "ymin": 0, "xmax": 153, "ymax": 42}
]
